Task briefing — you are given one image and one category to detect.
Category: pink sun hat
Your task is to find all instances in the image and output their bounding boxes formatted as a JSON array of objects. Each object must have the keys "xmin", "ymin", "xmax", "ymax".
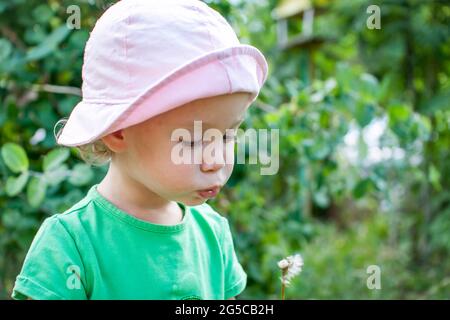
[{"xmin": 56, "ymin": 0, "xmax": 268, "ymax": 147}]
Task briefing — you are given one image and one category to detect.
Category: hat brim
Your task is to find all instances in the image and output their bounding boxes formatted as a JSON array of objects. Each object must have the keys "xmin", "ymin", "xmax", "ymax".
[{"xmin": 56, "ymin": 44, "xmax": 268, "ymax": 147}]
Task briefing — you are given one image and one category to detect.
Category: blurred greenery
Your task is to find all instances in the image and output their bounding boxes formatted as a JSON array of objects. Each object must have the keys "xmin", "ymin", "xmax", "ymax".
[{"xmin": 0, "ymin": 0, "xmax": 449, "ymax": 299}]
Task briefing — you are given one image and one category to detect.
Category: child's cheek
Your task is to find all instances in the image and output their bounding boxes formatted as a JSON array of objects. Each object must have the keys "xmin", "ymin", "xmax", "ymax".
[{"xmin": 224, "ymin": 163, "xmax": 235, "ymax": 181}]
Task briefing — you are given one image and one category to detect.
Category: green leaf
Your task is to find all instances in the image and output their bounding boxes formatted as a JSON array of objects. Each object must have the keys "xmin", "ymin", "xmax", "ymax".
[
  {"xmin": 27, "ymin": 176, "xmax": 47, "ymax": 208},
  {"xmin": 1, "ymin": 209, "xmax": 17, "ymax": 229},
  {"xmin": 26, "ymin": 25, "xmax": 71, "ymax": 61},
  {"xmin": 359, "ymin": 73, "xmax": 379, "ymax": 99},
  {"xmin": 44, "ymin": 164, "xmax": 69, "ymax": 187},
  {"xmin": 304, "ymin": 139, "xmax": 330, "ymax": 160},
  {"xmin": 429, "ymin": 164, "xmax": 442, "ymax": 191},
  {"xmin": 353, "ymin": 178, "xmax": 374, "ymax": 199},
  {"xmin": 0, "ymin": 38, "xmax": 13, "ymax": 61},
  {"xmin": 1, "ymin": 143, "xmax": 29, "ymax": 173},
  {"xmin": 68, "ymin": 163, "xmax": 94, "ymax": 186},
  {"xmin": 388, "ymin": 104, "xmax": 411, "ymax": 123},
  {"xmin": 313, "ymin": 187, "xmax": 330, "ymax": 208},
  {"xmin": 43, "ymin": 148, "xmax": 70, "ymax": 172},
  {"xmin": 32, "ymin": 4, "xmax": 54, "ymax": 24},
  {"xmin": 263, "ymin": 112, "xmax": 281, "ymax": 125},
  {"xmin": 5, "ymin": 171, "xmax": 29, "ymax": 196},
  {"xmin": 377, "ymin": 74, "xmax": 393, "ymax": 102},
  {"xmin": 355, "ymin": 103, "xmax": 375, "ymax": 128},
  {"xmin": 0, "ymin": 2, "xmax": 8, "ymax": 13},
  {"xmin": 415, "ymin": 114, "xmax": 432, "ymax": 141}
]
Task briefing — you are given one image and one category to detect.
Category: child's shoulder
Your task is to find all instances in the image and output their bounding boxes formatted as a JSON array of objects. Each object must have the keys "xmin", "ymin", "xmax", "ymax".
[
  {"xmin": 42, "ymin": 189, "xmax": 94, "ymax": 232},
  {"xmin": 189, "ymin": 202, "xmax": 229, "ymax": 232}
]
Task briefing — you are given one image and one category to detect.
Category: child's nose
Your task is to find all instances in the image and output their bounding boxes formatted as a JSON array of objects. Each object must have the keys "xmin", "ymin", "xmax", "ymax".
[
  {"xmin": 201, "ymin": 160, "xmax": 225, "ymax": 173},
  {"xmin": 200, "ymin": 148, "xmax": 226, "ymax": 173}
]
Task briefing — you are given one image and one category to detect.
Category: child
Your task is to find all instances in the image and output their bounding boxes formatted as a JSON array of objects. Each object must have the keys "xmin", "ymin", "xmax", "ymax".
[{"xmin": 12, "ymin": 0, "xmax": 267, "ymax": 300}]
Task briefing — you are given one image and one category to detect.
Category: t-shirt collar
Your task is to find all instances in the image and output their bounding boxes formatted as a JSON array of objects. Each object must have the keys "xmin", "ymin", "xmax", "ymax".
[{"xmin": 87, "ymin": 184, "xmax": 190, "ymax": 234}]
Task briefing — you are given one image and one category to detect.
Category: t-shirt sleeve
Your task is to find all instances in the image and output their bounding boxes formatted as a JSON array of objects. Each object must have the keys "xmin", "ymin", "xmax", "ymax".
[
  {"xmin": 220, "ymin": 217, "xmax": 247, "ymax": 299},
  {"xmin": 11, "ymin": 215, "xmax": 88, "ymax": 300}
]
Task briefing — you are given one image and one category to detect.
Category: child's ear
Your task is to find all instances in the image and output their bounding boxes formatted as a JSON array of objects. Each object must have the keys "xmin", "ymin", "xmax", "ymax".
[{"xmin": 101, "ymin": 130, "xmax": 127, "ymax": 153}]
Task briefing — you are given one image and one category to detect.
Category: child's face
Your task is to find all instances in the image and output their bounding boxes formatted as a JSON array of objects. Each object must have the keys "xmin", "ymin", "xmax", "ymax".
[{"xmin": 104, "ymin": 92, "xmax": 252, "ymax": 206}]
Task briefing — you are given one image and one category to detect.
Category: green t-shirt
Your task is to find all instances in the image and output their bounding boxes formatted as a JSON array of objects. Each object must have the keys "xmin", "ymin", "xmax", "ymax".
[{"xmin": 12, "ymin": 184, "xmax": 247, "ymax": 300}]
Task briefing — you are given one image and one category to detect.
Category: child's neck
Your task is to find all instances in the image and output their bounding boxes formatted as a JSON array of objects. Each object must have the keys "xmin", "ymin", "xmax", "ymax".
[{"xmin": 96, "ymin": 162, "xmax": 183, "ymax": 225}]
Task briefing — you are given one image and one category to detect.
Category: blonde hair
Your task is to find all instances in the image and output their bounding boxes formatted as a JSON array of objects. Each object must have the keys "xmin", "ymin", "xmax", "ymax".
[{"xmin": 54, "ymin": 118, "xmax": 113, "ymax": 167}]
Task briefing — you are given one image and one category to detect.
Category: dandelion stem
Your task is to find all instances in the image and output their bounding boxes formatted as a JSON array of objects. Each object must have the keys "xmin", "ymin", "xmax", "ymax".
[{"xmin": 281, "ymin": 269, "xmax": 287, "ymax": 300}]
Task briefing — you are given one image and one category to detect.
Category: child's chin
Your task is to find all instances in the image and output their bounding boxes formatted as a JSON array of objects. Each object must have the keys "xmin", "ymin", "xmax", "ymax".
[{"xmin": 180, "ymin": 196, "xmax": 208, "ymax": 207}]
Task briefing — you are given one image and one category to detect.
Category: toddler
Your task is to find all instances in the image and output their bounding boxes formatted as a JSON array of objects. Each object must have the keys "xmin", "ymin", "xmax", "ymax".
[{"xmin": 12, "ymin": 0, "xmax": 267, "ymax": 300}]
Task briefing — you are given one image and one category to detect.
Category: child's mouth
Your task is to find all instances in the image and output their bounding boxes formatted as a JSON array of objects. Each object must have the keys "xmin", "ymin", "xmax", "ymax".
[{"xmin": 197, "ymin": 186, "xmax": 220, "ymax": 199}]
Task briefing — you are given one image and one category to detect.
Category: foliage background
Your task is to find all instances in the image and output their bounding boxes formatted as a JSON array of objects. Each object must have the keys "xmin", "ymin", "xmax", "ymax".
[{"xmin": 0, "ymin": 0, "xmax": 449, "ymax": 299}]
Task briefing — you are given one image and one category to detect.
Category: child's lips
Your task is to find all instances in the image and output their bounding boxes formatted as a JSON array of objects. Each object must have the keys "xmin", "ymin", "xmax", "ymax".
[{"xmin": 197, "ymin": 186, "xmax": 221, "ymax": 199}]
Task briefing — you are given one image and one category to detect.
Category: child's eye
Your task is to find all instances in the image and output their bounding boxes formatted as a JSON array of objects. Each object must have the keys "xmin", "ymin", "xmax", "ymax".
[{"xmin": 178, "ymin": 135, "xmax": 236, "ymax": 148}]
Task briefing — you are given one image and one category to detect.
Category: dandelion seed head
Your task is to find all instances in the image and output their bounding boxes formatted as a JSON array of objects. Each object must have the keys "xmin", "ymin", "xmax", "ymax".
[
  {"xmin": 277, "ymin": 259, "xmax": 289, "ymax": 269},
  {"xmin": 278, "ymin": 253, "xmax": 304, "ymax": 286}
]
